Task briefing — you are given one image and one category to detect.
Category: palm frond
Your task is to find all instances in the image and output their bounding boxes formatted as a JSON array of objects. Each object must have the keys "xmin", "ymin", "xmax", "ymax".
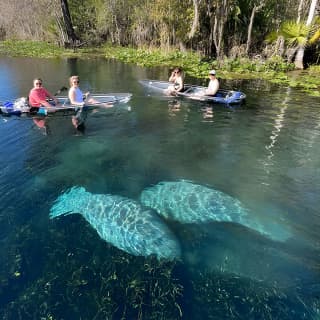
[
  {"xmin": 309, "ymin": 29, "xmax": 320, "ymax": 44},
  {"xmin": 265, "ymin": 31, "xmax": 279, "ymax": 43},
  {"xmin": 280, "ymin": 21, "xmax": 310, "ymax": 46}
]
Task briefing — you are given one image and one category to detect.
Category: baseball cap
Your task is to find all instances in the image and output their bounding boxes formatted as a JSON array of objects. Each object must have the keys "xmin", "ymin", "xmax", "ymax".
[{"xmin": 209, "ymin": 70, "xmax": 216, "ymax": 75}]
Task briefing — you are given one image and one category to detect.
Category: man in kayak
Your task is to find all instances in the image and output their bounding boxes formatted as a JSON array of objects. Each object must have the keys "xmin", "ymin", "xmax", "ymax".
[
  {"xmin": 29, "ymin": 78, "xmax": 60, "ymax": 111},
  {"xmin": 205, "ymin": 70, "xmax": 219, "ymax": 95}
]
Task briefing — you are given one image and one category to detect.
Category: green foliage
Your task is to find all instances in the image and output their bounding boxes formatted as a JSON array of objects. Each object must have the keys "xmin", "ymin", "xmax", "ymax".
[
  {"xmin": 0, "ymin": 218, "xmax": 184, "ymax": 320},
  {"xmin": 0, "ymin": 40, "xmax": 64, "ymax": 58},
  {"xmin": 218, "ymin": 56, "xmax": 294, "ymax": 74},
  {"xmin": 280, "ymin": 21, "xmax": 310, "ymax": 47},
  {"xmin": 103, "ymin": 45, "xmax": 201, "ymax": 69},
  {"xmin": 265, "ymin": 55, "xmax": 295, "ymax": 72},
  {"xmin": 1, "ymin": 40, "xmax": 319, "ymax": 96},
  {"xmin": 68, "ymin": 0, "xmax": 99, "ymax": 42},
  {"xmin": 265, "ymin": 31, "xmax": 279, "ymax": 43}
]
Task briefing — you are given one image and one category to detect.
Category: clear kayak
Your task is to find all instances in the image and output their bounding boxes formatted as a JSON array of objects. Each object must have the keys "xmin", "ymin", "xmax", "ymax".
[
  {"xmin": 0, "ymin": 93, "xmax": 132, "ymax": 116},
  {"xmin": 139, "ymin": 79, "xmax": 246, "ymax": 105},
  {"xmin": 56, "ymin": 93, "xmax": 132, "ymax": 107}
]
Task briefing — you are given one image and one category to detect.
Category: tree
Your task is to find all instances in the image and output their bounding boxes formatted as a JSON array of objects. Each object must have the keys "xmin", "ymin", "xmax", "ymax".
[
  {"xmin": 294, "ymin": 0, "xmax": 318, "ymax": 69},
  {"xmin": 245, "ymin": 2, "xmax": 265, "ymax": 55},
  {"xmin": 212, "ymin": 0, "xmax": 231, "ymax": 59},
  {"xmin": 60, "ymin": 0, "xmax": 79, "ymax": 46},
  {"xmin": 188, "ymin": 0, "xmax": 201, "ymax": 39},
  {"xmin": 280, "ymin": 20, "xmax": 310, "ymax": 62}
]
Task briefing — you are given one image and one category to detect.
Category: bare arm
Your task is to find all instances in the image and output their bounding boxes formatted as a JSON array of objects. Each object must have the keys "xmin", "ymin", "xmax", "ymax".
[
  {"xmin": 47, "ymin": 92, "xmax": 59, "ymax": 105},
  {"xmin": 169, "ymin": 72, "xmax": 176, "ymax": 82}
]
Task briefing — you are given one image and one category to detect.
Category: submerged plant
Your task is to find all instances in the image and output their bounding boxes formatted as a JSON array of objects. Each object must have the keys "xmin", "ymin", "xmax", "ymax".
[{"xmin": 0, "ymin": 218, "xmax": 184, "ymax": 319}]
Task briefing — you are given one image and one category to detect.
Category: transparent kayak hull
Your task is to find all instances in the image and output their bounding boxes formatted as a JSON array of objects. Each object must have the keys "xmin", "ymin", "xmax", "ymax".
[
  {"xmin": 139, "ymin": 79, "xmax": 246, "ymax": 104},
  {"xmin": 0, "ymin": 93, "xmax": 132, "ymax": 116}
]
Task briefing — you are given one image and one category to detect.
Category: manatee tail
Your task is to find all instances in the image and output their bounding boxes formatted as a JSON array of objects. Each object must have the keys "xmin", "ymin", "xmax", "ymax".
[{"xmin": 50, "ymin": 186, "xmax": 89, "ymax": 219}]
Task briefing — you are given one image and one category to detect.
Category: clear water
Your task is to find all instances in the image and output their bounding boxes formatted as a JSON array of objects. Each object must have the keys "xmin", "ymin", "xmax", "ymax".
[{"xmin": 0, "ymin": 57, "xmax": 319, "ymax": 319}]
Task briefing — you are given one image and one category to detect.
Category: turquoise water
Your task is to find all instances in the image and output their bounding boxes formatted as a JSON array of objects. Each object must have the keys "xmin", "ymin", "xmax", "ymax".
[{"xmin": 0, "ymin": 57, "xmax": 319, "ymax": 319}]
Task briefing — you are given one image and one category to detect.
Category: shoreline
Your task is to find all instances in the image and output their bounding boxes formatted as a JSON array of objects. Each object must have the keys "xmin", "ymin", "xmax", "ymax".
[{"xmin": 1, "ymin": 40, "xmax": 319, "ymax": 96}]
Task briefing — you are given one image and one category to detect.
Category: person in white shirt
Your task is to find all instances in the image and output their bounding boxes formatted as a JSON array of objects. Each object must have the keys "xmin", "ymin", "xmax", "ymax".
[
  {"xmin": 68, "ymin": 75, "xmax": 113, "ymax": 129},
  {"xmin": 68, "ymin": 75, "xmax": 114, "ymax": 107},
  {"xmin": 69, "ymin": 75, "xmax": 91, "ymax": 106},
  {"xmin": 205, "ymin": 70, "xmax": 219, "ymax": 95}
]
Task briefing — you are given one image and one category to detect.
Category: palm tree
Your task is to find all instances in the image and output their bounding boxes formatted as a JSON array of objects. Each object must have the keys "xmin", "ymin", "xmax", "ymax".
[
  {"xmin": 268, "ymin": 0, "xmax": 318, "ymax": 69},
  {"xmin": 293, "ymin": 0, "xmax": 318, "ymax": 69},
  {"xmin": 279, "ymin": 21, "xmax": 311, "ymax": 66}
]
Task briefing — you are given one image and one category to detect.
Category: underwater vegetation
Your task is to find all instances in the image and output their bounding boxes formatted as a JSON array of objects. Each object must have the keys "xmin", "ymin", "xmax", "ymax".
[
  {"xmin": 0, "ymin": 217, "xmax": 183, "ymax": 320},
  {"xmin": 1, "ymin": 216, "xmax": 319, "ymax": 320}
]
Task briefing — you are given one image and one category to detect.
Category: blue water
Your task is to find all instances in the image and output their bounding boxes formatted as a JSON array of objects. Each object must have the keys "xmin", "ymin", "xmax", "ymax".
[{"xmin": 0, "ymin": 57, "xmax": 319, "ymax": 319}]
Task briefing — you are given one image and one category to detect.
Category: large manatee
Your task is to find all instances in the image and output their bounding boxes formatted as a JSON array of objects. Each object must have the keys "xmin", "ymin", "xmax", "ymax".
[
  {"xmin": 140, "ymin": 180, "xmax": 291, "ymax": 241},
  {"xmin": 50, "ymin": 187, "xmax": 181, "ymax": 260}
]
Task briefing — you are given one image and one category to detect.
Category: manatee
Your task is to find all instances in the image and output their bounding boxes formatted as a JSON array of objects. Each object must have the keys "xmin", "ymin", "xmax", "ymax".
[
  {"xmin": 140, "ymin": 180, "xmax": 291, "ymax": 241},
  {"xmin": 50, "ymin": 187, "xmax": 181, "ymax": 260}
]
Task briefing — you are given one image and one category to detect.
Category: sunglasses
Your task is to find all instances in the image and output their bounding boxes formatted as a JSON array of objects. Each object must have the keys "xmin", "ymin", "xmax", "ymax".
[
  {"xmin": 35, "ymin": 82, "xmax": 42, "ymax": 86},
  {"xmin": 73, "ymin": 80, "xmax": 79, "ymax": 84}
]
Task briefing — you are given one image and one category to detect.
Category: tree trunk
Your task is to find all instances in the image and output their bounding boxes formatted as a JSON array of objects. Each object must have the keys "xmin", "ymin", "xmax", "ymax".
[
  {"xmin": 188, "ymin": 0, "xmax": 200, "ymax": 39},
  {"xmin": 294, "ymin": 46, "xmax": 305, "ymax": 69},
  {"xmin": 212, "ymin": 0, "xmax": 229, "ymax": 60},
  {"xmin": 246, "ymin": 3, "xmax": 264, "ymax": 56},
  {"xmin": 294, "ymin": 0, "xmax": 318, "ymax": 69},
  {"xmin": 296, "ymin": 0, "xmax": 304, "ymax": 23},
  {"xmin": 60, "ymin": 0, "xmax": 79, "ymax": 46}
]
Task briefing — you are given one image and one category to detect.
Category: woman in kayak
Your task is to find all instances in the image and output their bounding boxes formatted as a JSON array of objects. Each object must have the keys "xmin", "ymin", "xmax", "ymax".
[
  {"xmin": 68, "ymin": 75, "xmax": 90, "ymax": 106},
  {"xmin": 68, "ymin": 75, "xmax": 114, "ymax": 107},
  {"xmin": 68, "ymin": 75, "xmax": 89, "ymax": 129},
  {"xmin": 29, "ymin": 78, "xmax": 60, "ymax": 111},
  {"xmin": 166, "ymin": 67, "xmax": 184, "ymax": 95},
  {"xmin": 68, "ymin": 75, "xmax": 113, "ymax": 129}
]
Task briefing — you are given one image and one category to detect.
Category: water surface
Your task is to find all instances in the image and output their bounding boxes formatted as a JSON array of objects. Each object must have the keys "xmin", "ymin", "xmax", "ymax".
[{"xmin": 0, "ymin": 57, "xmax": 319, "ymax": 319}]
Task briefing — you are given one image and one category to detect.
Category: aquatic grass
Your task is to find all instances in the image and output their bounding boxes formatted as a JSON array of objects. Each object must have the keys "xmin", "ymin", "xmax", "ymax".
[
  {"xmin": 2, "ymin": 218, "xmax": 318, "ymax": 319},
  {"xmin": 0, "ymin": 216, "xmax": 184, "ymax": 320},
  {"xmin": 0, "ymin": 40, "xmax": 64, "ymax": 58},
  {"xmin": 103, "ymin": 45, "xmax": 202, "ymax": 70},
  {"xmin": 191, "ymin": 269, "xmax": 319, "ymax": 320},
  {"xmin": 0, "ymin": 40, "xmax": 105, "ymax": 58}
]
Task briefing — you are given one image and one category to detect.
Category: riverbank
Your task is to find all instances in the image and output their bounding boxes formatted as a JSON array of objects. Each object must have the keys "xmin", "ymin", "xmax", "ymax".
[{"xmin": 1, "ymin": 40, "xmax": 319, "ymax": 96}]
